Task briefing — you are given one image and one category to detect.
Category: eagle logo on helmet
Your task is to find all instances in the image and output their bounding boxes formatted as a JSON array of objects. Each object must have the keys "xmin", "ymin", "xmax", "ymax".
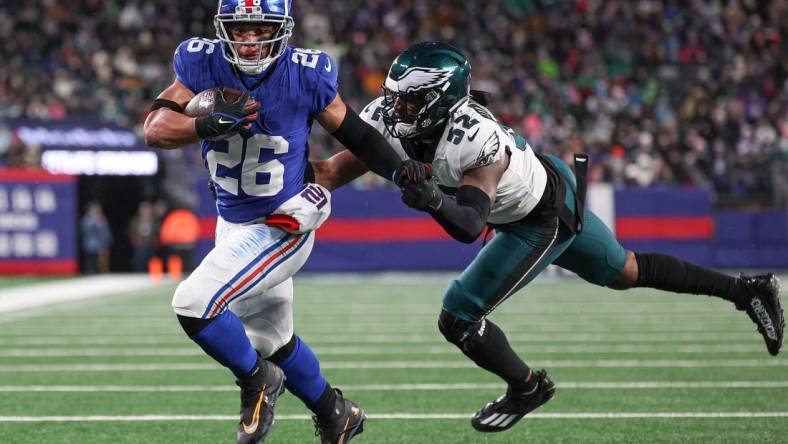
[
  {"xmin": 381, "ymin": 42, "xmax": 471, "ymax": 139},
  {"xmin": 386, "ymin": 67, "xmax": 455, "ymax": 94}
]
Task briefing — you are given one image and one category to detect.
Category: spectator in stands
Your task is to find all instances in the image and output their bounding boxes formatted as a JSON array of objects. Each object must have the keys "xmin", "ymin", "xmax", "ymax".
[
  {"xmin": 1, "ymin": 1, "xmax": 786, "ymax": 205},
  {"xmin": 128, "ymin": 201, "xmax": 159, "ymax": 272},
  {"xmin": 0, "ymin": 125, "xmax": 40, "ymax": 170},
  {"xmin": 80, "ymin": 201, "xmax": 112, "ymax": 273}
]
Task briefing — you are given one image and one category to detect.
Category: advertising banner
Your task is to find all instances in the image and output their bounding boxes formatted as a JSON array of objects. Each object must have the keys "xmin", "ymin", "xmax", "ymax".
[
  {"xmin": 0, "ymin": 170, "xmax": 78, "ymax": 274},
  {"xmin": 3, "ymin": 118, "xmax": 157, "ymax": 176}
]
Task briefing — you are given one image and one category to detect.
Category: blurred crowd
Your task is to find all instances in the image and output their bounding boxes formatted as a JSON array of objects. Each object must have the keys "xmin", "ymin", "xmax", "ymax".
[
  {"xmin": 0, "ymin": 124, "xmax": 40, "ymax": 169},
  {"xmin": 1, "ymin": 0, "xmax": 787, "ymax": 205}
]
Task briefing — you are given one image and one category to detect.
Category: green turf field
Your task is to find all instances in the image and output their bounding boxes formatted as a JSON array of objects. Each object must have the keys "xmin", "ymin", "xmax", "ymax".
[{"xmin": 0, "ymin": 275, "xmax": 786, "ymax": 443}]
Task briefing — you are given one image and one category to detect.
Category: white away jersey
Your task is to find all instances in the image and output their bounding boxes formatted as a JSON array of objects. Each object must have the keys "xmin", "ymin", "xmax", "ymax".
[{"xmin": 360, "ymin": 97, "xmax": 547, "ymax": 225}]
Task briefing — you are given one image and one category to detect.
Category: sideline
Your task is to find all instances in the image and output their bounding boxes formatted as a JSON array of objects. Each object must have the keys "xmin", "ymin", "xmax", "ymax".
[{"xmin": 0, "ymin": 274, "xmax": 162, "ymax": 314}]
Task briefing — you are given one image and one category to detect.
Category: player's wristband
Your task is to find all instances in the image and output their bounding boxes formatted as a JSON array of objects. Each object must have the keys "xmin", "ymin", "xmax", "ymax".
[{"xmin": 150, "ymin": 98, "xmax": 184, "ymax": 113}]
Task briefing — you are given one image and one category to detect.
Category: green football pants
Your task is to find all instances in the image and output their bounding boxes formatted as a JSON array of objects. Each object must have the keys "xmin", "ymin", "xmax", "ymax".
[{"xmin": 443, "ymin": 155, "xmax": 628, "ymax": 321}]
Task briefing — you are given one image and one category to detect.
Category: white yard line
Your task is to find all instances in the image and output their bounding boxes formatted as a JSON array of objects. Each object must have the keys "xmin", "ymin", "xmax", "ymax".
[
  {"xmin": 0, "ymin": 381, "xmax": 787, "ymax": 392},
  {"xmin": 0, "ymin": 275, "xmax": 160, "ymax": 314},
  {"xmin": 0, "ymin": 343, "xmax": 770, "ymax": 357},
  {"xmin": 1, "ymin": 412, "xmax": 787, "ymax": 422},
  {"xmin": 0, "ymin": 333, "xmax": 760, "ymax": 343},
  {"xmin": 0, "ymin": 359, "xmax": 786, "ymax": 372}
]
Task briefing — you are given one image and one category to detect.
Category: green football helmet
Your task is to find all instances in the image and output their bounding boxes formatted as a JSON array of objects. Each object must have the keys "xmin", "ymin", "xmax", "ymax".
[{"xmin": 381, "ymin": 41, "xmax": 471, "ymax": 138}]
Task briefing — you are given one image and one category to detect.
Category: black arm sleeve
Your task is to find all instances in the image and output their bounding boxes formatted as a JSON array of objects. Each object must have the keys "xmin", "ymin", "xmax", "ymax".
[
  {"xmin": 430, "ymin": 185, "xmax": 491, "ymax": 244},
  {"xmin": 303, "ymin": 160, "xmax": 315, "ymax": 183},
  {"xmin": 331, "ymin": 107, "xmax": 403, "ymax": 181}
]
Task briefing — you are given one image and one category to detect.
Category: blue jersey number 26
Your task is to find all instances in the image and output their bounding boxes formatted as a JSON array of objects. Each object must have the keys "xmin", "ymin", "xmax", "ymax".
[{"xmin": 206, "ymin": 134, "xmax": 289, "ymax": 197}]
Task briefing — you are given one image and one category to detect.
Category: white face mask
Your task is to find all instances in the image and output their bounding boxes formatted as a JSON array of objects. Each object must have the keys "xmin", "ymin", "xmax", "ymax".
[{"xmin": 214, "ymin": 14, "xmax": 294, "ymax": 74}]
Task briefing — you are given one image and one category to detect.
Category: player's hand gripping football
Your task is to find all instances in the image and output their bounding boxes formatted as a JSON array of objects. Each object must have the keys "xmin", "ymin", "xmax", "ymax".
[{"xmin": 195, "ymin": 90, "xmax": 259, "ymax": 139}]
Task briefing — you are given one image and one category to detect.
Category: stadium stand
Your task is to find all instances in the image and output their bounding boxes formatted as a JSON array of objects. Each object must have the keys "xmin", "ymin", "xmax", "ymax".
[{"xmin": 0, "ymin": 0, "xmax": 786, "ymax": 206}]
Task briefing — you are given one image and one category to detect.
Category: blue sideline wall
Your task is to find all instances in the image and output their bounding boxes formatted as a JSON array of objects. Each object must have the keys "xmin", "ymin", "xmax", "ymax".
[{"xmin": 194, "ymin": 185, "xmax": 788, "ymax": 271}]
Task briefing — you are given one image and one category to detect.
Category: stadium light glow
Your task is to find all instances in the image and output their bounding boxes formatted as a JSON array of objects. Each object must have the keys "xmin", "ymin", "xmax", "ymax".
[{"xmin": 41, "ymin": 150, "xmax": 159, "ymax": 176}]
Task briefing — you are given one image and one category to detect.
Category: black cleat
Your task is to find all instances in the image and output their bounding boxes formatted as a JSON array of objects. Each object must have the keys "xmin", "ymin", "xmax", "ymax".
[
  {"xmin": 737, "ymin": 273, "xmax": 784, "ymax": 356},
  {"xmin": 313, "ymin": 389, "xmax": 366, "ymax": 444},
  {"xmin": 236, "ymin": 358, "xmax": 286, "ymax": 444},
  {"xmin": 471, "ymin": 369, "xmax": 555, "ymax": 433}
]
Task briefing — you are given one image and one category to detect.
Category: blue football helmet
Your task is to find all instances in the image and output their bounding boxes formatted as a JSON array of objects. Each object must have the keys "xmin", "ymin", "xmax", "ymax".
[{"xmin": 214, "ymin": 0, "xmax": 294, "ymax": 74}]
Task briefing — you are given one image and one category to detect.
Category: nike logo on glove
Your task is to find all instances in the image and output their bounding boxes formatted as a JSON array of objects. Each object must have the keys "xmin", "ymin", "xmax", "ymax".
[{"xmin": 218, "ymin": 117, "xmax": 233, "ymax": 125}]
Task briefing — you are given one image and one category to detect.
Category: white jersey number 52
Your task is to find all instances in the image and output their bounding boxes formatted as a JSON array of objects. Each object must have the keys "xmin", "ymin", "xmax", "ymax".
[{"xmin": 206, "ymin": 134, "xmax": 288, "ymax": 197}]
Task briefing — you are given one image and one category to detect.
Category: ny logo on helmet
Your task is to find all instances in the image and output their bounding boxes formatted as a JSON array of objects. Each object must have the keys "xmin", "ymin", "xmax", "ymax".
[{"xmin": 235, "ymin": 0, "xmax": 262, "ymax": 14}]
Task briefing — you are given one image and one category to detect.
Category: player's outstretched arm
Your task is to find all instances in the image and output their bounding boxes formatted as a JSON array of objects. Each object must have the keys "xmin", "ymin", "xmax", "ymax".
[
  {"xmin": 144, "ymin": 80, "xmax": 199, "ymax": 149},
  {"xmin": 401, "ymin": 156, "xmax": 507, "ymax": 243},
  {"xmin": 310, "ymin": 150, "xmax": 369, "ymax": 191},
  {"xmin": 316, "ymin": 94, "xmax": 403, "ymax": 181}
]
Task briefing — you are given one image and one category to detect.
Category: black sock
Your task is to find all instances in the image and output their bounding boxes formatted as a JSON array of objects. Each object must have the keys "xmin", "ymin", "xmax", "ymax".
[
  {"xmin": 635, "ymin": 253, "xmax": 746, "ymax": 305},
  {"xmin": 308, "ymin": 383, "xmax": 337, "ymax": 420},
  {"xmin": 453, "ymin": 318, "xmax": 534, "ymax": 391}
]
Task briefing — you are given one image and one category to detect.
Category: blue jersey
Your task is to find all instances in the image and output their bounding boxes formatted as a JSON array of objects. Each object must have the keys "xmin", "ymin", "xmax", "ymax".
[{"xmin": 173, "ymin": 38, "xmax": 338, "ymax": 223}]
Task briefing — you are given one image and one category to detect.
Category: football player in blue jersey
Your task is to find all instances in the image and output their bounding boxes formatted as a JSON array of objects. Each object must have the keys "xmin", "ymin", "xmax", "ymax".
[
  {"xmin": 313, "ymin": 41, "xmax": 784, "ymax": 434},
  {"xmin": 143, "ymin": 1, "xmax": 403, "ymax": 443}
]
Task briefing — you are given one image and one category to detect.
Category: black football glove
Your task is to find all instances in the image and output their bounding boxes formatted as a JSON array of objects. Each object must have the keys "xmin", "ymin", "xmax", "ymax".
[
  {"xmin": 401, "ymin": 179, "xmax": 443, "ymax": 212},
  {"xmin": 393, "ymin": 159, "xmax": 432, "ymax": 186},
  {"xmin": 195, "ymin": 90, "xmax": 259, "ymax": 139}
]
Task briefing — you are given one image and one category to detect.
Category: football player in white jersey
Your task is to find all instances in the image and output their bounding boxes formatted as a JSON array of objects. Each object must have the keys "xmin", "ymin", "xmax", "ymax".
[{"xmin": 312, "ymin": 41, "xmax": 784, "ymax": 434}]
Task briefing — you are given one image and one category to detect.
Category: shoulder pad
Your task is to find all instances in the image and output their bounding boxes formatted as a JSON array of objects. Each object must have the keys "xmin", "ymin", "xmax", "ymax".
[
  {"xmin": 289, "ymin": 48, "xmax": 338, "ymax": 114},
  {"xmin": 175, "ymin": 38, "xmax": 218, "ymax": 65},
  {"xmin": 359, "ymin": 97, "xmax": 387, "ymax": 125},
  {"xmin": 288, "ymin": 47, "xmax": 333, "ymax": 73},
  {"xmin": 355, "ymin": 96, "xmax": 407, "ymax": 161},
  {"xmin": 173, "ymin": 38, "xmax": 219, "ymax": 93},
  {"xmin": 443, "ymin": 106, "xmax": 504, "ymax": 172}
]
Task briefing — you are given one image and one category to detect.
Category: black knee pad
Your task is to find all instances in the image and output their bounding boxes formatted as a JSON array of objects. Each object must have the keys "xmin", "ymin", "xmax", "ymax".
[
  {"xmin": 438, "ymin": 309, "xmax": 485, "ymax": 353},
  {"xmin": 176, "ymin": 314, "xmax": 214, "ymax": 337},
  {"xmin": 267, "ymin": 335, "xmax": 297, "ymax": 365}
]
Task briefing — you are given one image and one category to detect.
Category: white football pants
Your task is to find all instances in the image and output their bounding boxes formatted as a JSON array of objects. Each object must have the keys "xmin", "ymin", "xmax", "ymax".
[{"xmin": 172, "ymin": 216, "xmax": 314, "ymax": 357}]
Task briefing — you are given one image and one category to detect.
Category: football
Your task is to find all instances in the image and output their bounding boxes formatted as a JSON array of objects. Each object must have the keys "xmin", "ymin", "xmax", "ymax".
[{"xmin": 183, "ymin": 87, "xmax": 248, "ymax": 117}]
